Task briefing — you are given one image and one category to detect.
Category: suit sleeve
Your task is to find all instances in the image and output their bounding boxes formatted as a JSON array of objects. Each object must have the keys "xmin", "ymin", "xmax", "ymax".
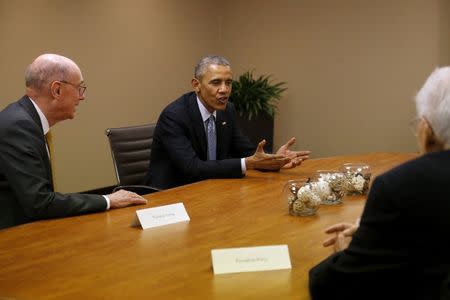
[
  {"xmin": 157, "ymin": 108, "xmax": 245, "ymax": 181},
  {"xmin": 0, "ymin": 119, "xmax": 106, "ymax": 221},
  {"xmin": 308, "ymin": 176, "xmax": 410, "ymax": 299}
]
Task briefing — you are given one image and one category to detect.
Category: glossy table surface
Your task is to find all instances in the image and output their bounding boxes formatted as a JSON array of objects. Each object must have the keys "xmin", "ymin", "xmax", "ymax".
[{"xmin": 0, "ymin": 152, "xmax": 417, "ymax": 300}]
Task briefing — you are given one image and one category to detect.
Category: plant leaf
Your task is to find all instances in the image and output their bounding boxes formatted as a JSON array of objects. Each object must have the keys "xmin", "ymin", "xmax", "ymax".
[{"xmin": 230, "ymin": 70, "xmax": 287, "ymax": 120}]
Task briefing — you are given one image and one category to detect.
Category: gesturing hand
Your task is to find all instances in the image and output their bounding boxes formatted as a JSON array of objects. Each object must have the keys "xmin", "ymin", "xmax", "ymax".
[
  {"xmin": 322, "ymin": 218, "xmax": 360, "ymax": 252},
  {"xmin": 276, "ymin": 137, "xmax": 311, "ymax": 169},
  {"xmin": 245, "ymin": 140, "xmax": 290, "ymax": 171}
]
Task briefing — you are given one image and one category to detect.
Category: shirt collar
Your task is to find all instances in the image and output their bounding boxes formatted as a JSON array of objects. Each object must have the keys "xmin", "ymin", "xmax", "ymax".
[
  {"xmin": 28, "ymin": 96, "xmax": 50, "ymax": 135},
  {"xmin": 196, "ymin": 95, "xmax": 216, "ymax": 122}
]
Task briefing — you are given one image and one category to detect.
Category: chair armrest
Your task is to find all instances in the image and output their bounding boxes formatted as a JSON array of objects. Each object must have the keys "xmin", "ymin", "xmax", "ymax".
[{"xmin": 113, "ymin": 185, "xmax": 161, "ymax": 195}]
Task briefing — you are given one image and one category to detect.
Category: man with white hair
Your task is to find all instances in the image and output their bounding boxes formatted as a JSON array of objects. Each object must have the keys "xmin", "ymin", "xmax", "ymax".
[
  {"xmin": 0, "ymin": 54, "xmax": 147, "ymax": 230},
  {"xmin": 309, "ymin": 67, "xmax": 450, "ymax": 299}
]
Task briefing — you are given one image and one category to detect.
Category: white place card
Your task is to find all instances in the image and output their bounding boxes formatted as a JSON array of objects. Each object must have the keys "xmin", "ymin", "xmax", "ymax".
[
  {"xmin": 211, "ymin": 245, "xmax": 292, "ymax": 275},
  {"xmin": 133, "ymin": 202, "xmax": 190, "ymax": 230}
]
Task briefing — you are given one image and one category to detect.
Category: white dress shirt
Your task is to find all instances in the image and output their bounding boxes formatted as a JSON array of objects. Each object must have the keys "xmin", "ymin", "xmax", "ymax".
[{"xmin": 196, "ymin": 96, "xmax": 246, "ymax": 174}]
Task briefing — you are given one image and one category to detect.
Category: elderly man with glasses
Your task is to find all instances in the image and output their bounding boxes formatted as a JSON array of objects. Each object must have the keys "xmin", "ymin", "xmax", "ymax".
[
  {"xmin": 309, "ymin": 67, "xmax": 450, "ymax": 299},
  {"xmin": 0, "ymin": 54, "xmax": 147, "ymax": 230}
]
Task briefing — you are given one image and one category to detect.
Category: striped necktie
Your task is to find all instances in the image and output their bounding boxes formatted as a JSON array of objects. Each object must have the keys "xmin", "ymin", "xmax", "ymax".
[{"xmin": 206, "ymin": 115, "xmax": 216, "ymax": 160}]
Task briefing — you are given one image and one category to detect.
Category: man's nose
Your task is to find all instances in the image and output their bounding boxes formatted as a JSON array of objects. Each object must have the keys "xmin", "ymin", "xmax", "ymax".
[{"xmin": 218, "ymin": 83, "xmax": 230, "ymax": 93}]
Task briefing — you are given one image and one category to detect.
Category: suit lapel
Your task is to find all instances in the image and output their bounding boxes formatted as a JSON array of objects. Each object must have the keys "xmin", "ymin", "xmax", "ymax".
[
  {"xmin": 215, "ymin": 110, "xmax": 229, "ymax": 159},
  {"xmin": 18, "ymin": 96, "xmax": 54, "ymax": 190},
  {"xmin": 187, "ymin": 93, "xmax": 208, "ymax": 159}
]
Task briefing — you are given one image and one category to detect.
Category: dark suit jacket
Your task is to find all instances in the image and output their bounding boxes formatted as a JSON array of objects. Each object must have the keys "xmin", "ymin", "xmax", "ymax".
[
  {"xmin": 144, "ymin": 92, "xmax": 255, "ymax": 189},
  {"xmin": 309, "ymin": 150, "xmax": 450, "ymax": 300},
  {"xmin": 0, "ymin": 96, "xmax": 106, "ymax": 230}
]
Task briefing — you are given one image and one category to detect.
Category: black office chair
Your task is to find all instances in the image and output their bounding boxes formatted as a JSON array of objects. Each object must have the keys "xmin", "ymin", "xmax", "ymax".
[{"xmin": 105, "ymin": 123, "xmax": 161, "ymax": 195}]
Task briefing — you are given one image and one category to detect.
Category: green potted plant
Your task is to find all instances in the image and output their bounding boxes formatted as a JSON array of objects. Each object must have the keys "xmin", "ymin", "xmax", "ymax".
[{"xmin": 230, "ymin": 70, "xmax": 287, "ymax": 152}]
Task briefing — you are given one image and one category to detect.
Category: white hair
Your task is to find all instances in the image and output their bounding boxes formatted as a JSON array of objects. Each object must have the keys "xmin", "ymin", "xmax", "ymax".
[{"xmin": 415, "ymin": 66, "xmax": 450, "ymax": 146}]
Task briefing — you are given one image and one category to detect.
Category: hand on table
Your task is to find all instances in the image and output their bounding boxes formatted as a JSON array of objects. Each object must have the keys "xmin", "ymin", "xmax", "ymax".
[{"xmin": 108, "ymin": 189, "xmax": 147, "ymax": 209}]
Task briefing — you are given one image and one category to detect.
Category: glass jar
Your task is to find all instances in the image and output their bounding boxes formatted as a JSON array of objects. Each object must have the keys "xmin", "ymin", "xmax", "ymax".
[
  {"xmin": 340, "ymin": 163, "xmax": 371, "ymax": 195},
  {"xmin": 282, "ymin": 179, "xmax": 320, "ymax": 216},
  {"xmin": 314, "ymin": 170, "xmax": 347, "ymax": 205}
]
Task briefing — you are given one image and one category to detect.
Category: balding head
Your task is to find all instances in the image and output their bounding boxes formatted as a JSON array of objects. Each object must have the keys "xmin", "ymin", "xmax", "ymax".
[
  {"xmin": 25, "ymin": 54, "xmax": 80, "ymax": 91},
  {"xmin": 24, "ymin": 54, "xmax": 86, "ymax": 126}
]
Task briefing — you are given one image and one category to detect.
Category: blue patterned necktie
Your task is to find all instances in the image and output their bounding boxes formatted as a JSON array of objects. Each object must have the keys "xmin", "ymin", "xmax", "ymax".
[{"xmin": 206, "ymin": 115, "xmax": 216, "ymax": 160}]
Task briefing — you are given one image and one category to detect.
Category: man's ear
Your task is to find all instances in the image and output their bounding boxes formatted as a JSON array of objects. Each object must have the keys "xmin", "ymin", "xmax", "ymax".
[
  {"xmin": 422, "ymin": 119, "xmax": 445, "ymax": 153},
  {"xmin": 191, "ymin": 78, "xmax": 200, "ymax": 93},
  {"xmin": 50, "ymin": 81, "xmax": 61, "ymax": 99}
]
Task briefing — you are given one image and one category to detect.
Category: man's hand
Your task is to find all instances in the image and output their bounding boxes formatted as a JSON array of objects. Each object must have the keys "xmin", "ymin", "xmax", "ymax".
[
  {"xmin": 107, "ymin": 189, "xmax": 148, "ymax": 209},
  {"xmin": 322, "ymin": 218, "xmax": 360, "ymax": 252},
  {"xmin": 276, "ymin": 137, "xmax": 311, "ymax": 169},
  {"xmin": 245, "ymin": 140, "xmax": 291, "ymax": 171}
]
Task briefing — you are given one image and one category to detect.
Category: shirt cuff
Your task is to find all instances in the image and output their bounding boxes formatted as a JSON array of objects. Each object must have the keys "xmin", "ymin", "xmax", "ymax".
[
  {"xmin": 103, "ymin": 195, "xmax": 111, "ymax": 210},
  {"xmin": 240, "ymin": 158, "xmax": 247, "ymax": 175}
]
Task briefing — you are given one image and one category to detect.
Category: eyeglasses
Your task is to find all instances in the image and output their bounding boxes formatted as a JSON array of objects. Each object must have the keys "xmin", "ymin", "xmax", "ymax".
[{"xmin": 59, "ymin": 80, "xmax": 87, "ymax": 97}]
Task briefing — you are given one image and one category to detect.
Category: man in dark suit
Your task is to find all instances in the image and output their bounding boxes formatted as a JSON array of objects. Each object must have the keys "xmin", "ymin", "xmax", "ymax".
[
  {"xmin": 144, "ymin": 55, "xmax": 311, "ymax": 189},
  {"xmin": 309, "ymin": 67, "xmax": 450, "ymax": 299},
  {"xmin": 0, "ymin": 54, "xmax": 147, "ymax": 230}
]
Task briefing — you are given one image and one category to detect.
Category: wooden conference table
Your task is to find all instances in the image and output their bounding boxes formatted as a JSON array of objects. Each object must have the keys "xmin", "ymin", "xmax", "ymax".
[{"xmin": 0, "ymin": 152, "xmax": 416, "ymax": 300}]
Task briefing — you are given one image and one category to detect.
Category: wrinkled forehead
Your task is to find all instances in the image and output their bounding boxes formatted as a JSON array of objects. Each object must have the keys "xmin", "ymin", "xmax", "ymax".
[{"xmin": 202, "ymin": 64, "xmax": 232, "ymax": 79}]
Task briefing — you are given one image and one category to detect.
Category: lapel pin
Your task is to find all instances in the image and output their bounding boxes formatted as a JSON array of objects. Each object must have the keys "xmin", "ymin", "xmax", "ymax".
[{"xmin": 222, "ymin": 121, "xmax": 227, "ymax": 125}]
